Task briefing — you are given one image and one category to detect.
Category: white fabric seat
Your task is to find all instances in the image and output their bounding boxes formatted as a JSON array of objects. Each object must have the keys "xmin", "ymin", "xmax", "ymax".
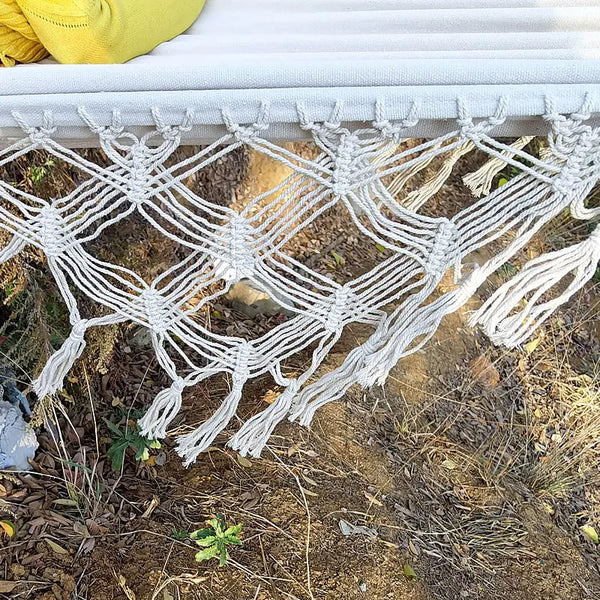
[{"xmin": 1, "ymin": 0, "xmax": 600, "ymax": 141}]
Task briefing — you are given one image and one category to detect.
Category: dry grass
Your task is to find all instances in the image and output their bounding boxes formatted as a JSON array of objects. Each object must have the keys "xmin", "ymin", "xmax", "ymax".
[{"xmin": 0, "ymin": 142, "xmax": 599, "ymax": 599}]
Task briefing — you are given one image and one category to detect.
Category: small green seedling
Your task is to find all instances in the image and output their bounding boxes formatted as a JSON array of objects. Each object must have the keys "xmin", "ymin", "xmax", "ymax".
[
  {"xmin": 171, "ymin": 528, "xmax": 189, "ymax": 540},
  {"xmin": 28, "ymin": 158, "xmax": 56, "ymax": 186},
  {"xmin": 331, "ymin": 251, "xmax": 346, "ymax": 267},
  {"xmin": 190, "ymin": 514, "xmax": 243, "ymax": 566},
  {"xmin": 104, "ymin": 418, "xmax": 161, "ymax": 471}
]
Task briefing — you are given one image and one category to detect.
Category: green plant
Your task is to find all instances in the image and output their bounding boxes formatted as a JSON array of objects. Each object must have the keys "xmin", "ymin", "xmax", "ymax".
[
  {"xmin": 28, "ymin": 158, "xmax": 56, "ymax": 186},
  {"xmin": 190, "ymin": 514, "xmax": 243, "ymax": 566},
  {"xmin": 171, "ymin": 528, "xmax": 189, "ymax": 540},
  {"xmin": 497, "ymin": 165, "xmax": 521, "ymax": 188},
  {"xmin": 104, "ymin": 418, "xmax": 161, "ymax": 471}
]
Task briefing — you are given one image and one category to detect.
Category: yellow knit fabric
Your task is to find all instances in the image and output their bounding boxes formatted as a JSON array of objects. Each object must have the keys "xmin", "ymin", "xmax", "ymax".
[
  {"xmin": 0, "ymin": 0, "xmax": 47, "ymax": 66},
  {"xmin": 11, "ymin": 0, "xmax": 205, "ymax": 65}
]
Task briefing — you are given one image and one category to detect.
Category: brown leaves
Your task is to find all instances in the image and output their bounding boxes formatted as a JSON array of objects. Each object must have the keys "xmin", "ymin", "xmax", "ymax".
[
  {"xmin": 45, "ymin": 539, "xmax": 70, "ymax": 555},
  {"xmin": 0, "ymin": 581, "xmax": 18, "ymax": 593},
  {"xmin": 236, "ymin": 454, "xmax": 253, "ymax": 468},
  {"xmin": 470, "ymin": 355, "xmax": 500, "ymax": 388}
]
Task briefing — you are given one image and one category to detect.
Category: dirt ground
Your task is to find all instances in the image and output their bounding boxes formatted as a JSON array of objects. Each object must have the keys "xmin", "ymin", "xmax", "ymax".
[{"xmin": 0, "ymin": 142, "xmax": 599, "ymax": 600}]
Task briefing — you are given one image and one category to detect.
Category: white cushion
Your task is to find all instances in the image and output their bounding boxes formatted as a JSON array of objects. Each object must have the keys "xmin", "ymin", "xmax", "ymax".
[{"xmin": 1, "ymin": 0, "xmax": 600, "ymax": 141}]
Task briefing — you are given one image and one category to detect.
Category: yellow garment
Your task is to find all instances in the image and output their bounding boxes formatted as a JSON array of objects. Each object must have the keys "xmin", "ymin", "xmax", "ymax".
[
  {"xmin": 14, "ymin": 0, "xmax": 205, "ymax": 64},
  {"xmin": 0, "ymin": 0, "xmax": 47, "ymax": 66}
]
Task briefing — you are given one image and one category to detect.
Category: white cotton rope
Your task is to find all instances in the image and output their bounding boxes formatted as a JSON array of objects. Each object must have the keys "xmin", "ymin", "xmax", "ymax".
[
  {"xmin": 471, "ymin": 226, "xmax": 600, "ymax": 348},
  {"xmin": 463, "ymin": 136, "xmax": 535, "ymax": 197},
  {"xmin": 2, "ymin": 0, "xmax": 600, "ymax": 464}
]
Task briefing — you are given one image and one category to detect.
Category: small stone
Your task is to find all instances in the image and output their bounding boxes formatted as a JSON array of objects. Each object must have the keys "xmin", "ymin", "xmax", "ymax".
[{"xmin": 226, "ymin": 279, "xmax": 294, "ymax": 317}]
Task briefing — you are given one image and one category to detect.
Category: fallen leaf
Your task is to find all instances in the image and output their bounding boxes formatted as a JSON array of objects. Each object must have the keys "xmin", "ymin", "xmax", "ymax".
[
  {"xmin": 408, "ymin": 539, "xmax": 419, "ymax": 556},
  {"xmin": 581, "ymin": 524, "xmax": 598, "ymax": 544},
  {"xmin": 85, "ymin": 519, "xmax": 103, "ymax": 537},
  {"xmin": 236, "ymin": 455, "xmax": 253, "ymax": 468},
  {"xmin": 403, "ymin": 564, "xmax": 418, "ymax": 580},
  {"xmin": 141, "ymin": 496, "xmax": 160, "ymax": 519},
  {"xmin": 302, "ymin": 474, "xmax": 319, "ymax": 487},
  {"xmin": 53, "ymin": 498, "xmax": 78, "ymax": 507},
  {"xmin": 524, "ymin": 338, "xmax": 540, "ymax": 354},
  {"xmin": 470, "ymin": 355, "xmax": 500, "ymax": 388},
  {"xmin": 81, "ymin": 537, "xmax": 96, "ymax": 554},
  {"xmin": 73, "ymin": 522, "xmax": 89, "ymax": 537},
  {"xmin": 442, "ymin": 459, "xmax": 458, "ymax": 470},
  {"xmin": 46, "ymin": 539, "xmax": 69, "ymax": 555},
  {"xmin": 364, "ymin": 491, "xmax": 383, "ymax": 507},
  {"xmin": 163, "ymin": 589, "xmax": 175, "ymax": 600},
  {"xmin": 261, "ymin": 389, "xmax": 279, "ymax": 405},
  {"xmin": 0, "ymin": 581, "xmax": 17, "ymax": 593},
  {"xmin": 299, "ymin": 486, "xmax": 319, "ymax": 498},
  {"xmin": 0, "ymin": 520, "xmax": 15, "ymax": 538}
]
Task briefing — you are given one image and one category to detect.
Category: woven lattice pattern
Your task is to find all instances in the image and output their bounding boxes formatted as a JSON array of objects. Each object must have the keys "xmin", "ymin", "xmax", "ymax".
[{"xmin": 1, "ymin": 101, "xmax": 599, "ymax": 465}]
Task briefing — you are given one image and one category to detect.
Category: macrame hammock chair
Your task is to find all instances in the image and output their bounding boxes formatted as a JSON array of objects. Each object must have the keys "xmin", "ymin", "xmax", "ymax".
[{"xmin": 1, "ymin": 0, "xmax": 599, "ymax": 466}]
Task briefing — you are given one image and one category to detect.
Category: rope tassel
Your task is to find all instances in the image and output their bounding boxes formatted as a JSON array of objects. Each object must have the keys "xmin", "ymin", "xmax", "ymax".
[
  {"xmin": 176, "ymin": 343, "xmax": 252, "ymax": 466},
  {"xmin": 33, "ymin": 319, "xmax": 89, "ymax": 399},
  {"xmin": 176, "ymin": 375, "xmax": 246, "ymax": 466},
  {"xmin": 463, "ymin": 136, "xmax": 534, "ymax": 197},
  {"xmin": 228, "ymin": 380, "xmax": 300, "ymax": 458},
  {"xmin": 138, "ymin": 377, "xmax": 186, "ymax": 439},
  {"xmin": 471, "ymin": 227, "xmax": 600, "ymax": 348},
  {"xmin": 289, "ymin": 337, "xmax": 379, "ymax": 427}
]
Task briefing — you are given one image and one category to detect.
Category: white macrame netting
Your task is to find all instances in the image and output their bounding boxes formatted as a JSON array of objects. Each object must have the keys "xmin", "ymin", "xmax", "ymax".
[{"xmin": 0, "ymin": 99, "xmax": 599, "ymax": 465}]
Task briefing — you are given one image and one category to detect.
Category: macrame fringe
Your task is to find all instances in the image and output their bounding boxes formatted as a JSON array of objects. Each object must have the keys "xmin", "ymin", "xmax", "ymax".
[
  {"xmin": 176, "ymin": 373, "xmax": 247, "ymax": 466},
  {"xmin": 138, "ymin": 377, "xmax": 186, "ymax": 439},
  {"xmin": 228, "ymin": 381, "xmax": 300, "ymax": 458},
  {"xmin": 471, "ymin": 227, "xmax": 600, "ymax": 348},
  {"xmin": 289, "ymin": 282, "xmax": 474, "ymax": 428},
  {"xmin": 33, "ymin": 319, "xmax": 89, "ymax": 399},
  {"xmin": 463, "ymin": 136, "xmax": 534, "ymax": 197},
  {"xmin": 3, "ymin": 103, "xmax": 598, "ymax": 467}
]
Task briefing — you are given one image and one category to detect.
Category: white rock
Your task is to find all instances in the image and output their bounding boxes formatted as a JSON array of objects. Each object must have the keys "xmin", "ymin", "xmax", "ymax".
[
  {"xmin": 0, "ymin": 400, "xmax": 38, "ymax": 470},
  {"xmin": 226, "ymin": 279, "xmax": 294, "ymax": 317}
]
